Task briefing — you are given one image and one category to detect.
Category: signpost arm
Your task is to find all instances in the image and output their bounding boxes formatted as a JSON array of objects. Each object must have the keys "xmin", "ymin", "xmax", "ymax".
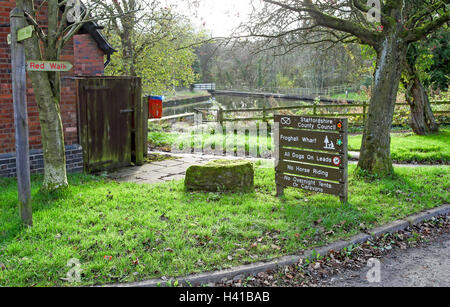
[
  {"xmin": 340, "ymin": 118, "xmax": 348, "ymax": 204},
  {"xmin": 10, "ymin": 8, "xmax": 32, "ymax": 226}
]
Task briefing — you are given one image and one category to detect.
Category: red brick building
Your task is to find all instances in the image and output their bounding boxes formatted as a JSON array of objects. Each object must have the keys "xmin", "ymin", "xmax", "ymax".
[{"xmin": 0, "ymin": 0, "xmax": 115, "ymax": 177}]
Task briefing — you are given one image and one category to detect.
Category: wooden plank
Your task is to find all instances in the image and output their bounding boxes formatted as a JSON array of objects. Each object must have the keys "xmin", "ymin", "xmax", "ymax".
[
  {"xmin": 148, "ymin": 112, "xmax": 195, "ymax": 122},
  {"xmin": 274, "ymin": 114, "xmax": 345, "ymax": 132},
  {"xmin": 276, "ymin": 173, "xmax": 343, "ymax": 196},
  {"xmin": 279, "ymin": 128, "xmax": 345, "ymax": 153},
  {"xmin": 276, "ymin": 160, "xmax": 343, "ymax": 181},
  {"xmin": 279, "ymin": 148, "xmax": 344, "ymax": 167},
  {"xmin": 133, "ymin": 77, "xmax": 144, "ymax": 165}
]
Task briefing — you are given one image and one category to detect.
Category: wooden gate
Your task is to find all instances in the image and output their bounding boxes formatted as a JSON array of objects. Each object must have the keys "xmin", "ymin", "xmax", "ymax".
[{"xmin": 77, "ymin": 77, "xmax": 147, "ymax": 173}]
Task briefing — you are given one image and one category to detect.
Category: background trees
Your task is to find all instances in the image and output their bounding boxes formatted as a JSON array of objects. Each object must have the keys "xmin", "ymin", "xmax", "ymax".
[
  {"xmin": 92, "ymin": 0, "xmax": 202, "ymax": 94},
  {"xmin": 196, "ymin": 39, "xmax": 369, "ymax": 92},
  {"xmin": 16, "ymin": 0, "xmax": 95, "ymax": 191},
  {"xmin": 245, "ymin": 0, "xmax": 449, "ymax": 176}
]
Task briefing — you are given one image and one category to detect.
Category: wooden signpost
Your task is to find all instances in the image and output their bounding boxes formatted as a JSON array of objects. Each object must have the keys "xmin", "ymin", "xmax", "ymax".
[
  {"xmin": 275, "ymin": 115, "xmax": 348, "ymax": 203},
  {"xmin": 10, "ymin": 8, "xmax": 32, "ymax": 226}
]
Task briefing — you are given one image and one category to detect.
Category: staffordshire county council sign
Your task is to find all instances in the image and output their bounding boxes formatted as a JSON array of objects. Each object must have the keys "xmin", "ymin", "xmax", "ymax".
[
  {"xmin": 26, "ymin": 61, "xmax": 73, "ymax": 72},
  {"xmin": 274, "ymin": 115, "xmax": 348, "ymax": 203}
]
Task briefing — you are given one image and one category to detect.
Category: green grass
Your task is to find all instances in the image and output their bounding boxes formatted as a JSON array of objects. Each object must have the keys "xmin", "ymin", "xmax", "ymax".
[
  {"xmin": 164, "ymin": 90, "xmax": 210, "ymax": 100},
  {"xmin": 330, "ymin": 92, "xmax": 370, "ymax": 101},
  {"xmin": 1, "ymin": 164, "xmax": 449, "ymax": 286},
  {"xmin": 149, "ymin": 125, "xmax": 272, "ymax": 156},
  {"xmin": 149, "ymin": 124, "xmax": 450, "ymax": 163},
  {"xmin": 349, "ymin": 128, "xmax": 450, "ymax": 163}
]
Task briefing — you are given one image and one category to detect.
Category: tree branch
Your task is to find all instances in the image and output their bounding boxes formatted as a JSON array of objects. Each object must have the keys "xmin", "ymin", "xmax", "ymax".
[
  {"xmin": 263, "ymin": 0, "xmax": 380, "ymax": 47},
  {"xmin": 404, "ymin": 10, "xmax": 450, "ymax": 42}
]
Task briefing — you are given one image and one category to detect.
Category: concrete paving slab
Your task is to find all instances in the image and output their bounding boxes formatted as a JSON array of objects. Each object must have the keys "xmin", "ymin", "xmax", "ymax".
[{"xmin": 149, "ymin": 159, "xmax": 186, "ymax": 167}]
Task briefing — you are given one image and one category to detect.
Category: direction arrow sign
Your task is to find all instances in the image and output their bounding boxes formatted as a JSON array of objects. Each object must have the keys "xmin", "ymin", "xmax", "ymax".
[
  {"xmin": 17, "ymin": 25, "xmax": 34, "ymax": 42},
  {"xmin": 279, "ymin": 128, "xmax": 345, "ymax": 153},
  {"xmin": 276, "ymin": 173, "xmax": 344, "ymax": 196},
  {"xmin": 26, "ymin": 61, "xmax": 73, "ymax": 72},
  {"xmin": 279, "ymin": 148, "xmax": 344, "ymax": 167},
  {"xmin": 276, "ymin": 160, "xmax": 343, "ymax": 181}
]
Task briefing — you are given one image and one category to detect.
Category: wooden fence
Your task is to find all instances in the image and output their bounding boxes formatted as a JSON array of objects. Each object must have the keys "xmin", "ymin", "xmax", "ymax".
[{"xmin": 193, "ymin": 100, "xmax": 450, "ymax": 125}]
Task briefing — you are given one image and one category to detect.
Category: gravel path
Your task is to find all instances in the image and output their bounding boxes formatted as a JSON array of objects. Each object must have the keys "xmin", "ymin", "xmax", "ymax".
[{"xmin": 326, "ymin": 232, "xmax": 450, "ymax": 287}]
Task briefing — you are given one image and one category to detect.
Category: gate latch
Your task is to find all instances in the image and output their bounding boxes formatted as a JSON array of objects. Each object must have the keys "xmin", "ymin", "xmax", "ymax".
[{"xmin": 120, "ymin": 108, "xmax": 134, "ymax": 114}]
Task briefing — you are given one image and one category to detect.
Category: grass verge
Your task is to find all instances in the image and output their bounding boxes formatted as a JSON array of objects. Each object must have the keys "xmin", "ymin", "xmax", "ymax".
[
  {"xmin": 0, "ymin": 164, "xmax": 449, "ymax": 286},
  {"xmin": 149, "ymin": 124, "xmax": 449, "ymax": 164},
  {"xmin": 348, "ymin": 128, "xmax": 450, "ymax": 163}
]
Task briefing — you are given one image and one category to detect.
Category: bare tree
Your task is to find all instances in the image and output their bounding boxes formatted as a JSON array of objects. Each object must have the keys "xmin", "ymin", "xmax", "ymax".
[
  {"xmin": 247, "ymin": 0, "xmax": 449, "ymax": 176},
  {"xmin": 90, "ymin": 0, "xmax": 201, "ymax": 77},
  {"xmin": 15, "ymin": 0, "xmax": 130, "ymax": 191}
]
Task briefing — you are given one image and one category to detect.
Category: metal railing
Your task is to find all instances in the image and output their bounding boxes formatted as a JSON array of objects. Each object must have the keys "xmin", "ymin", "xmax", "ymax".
[{"xmin": 193, "ymin": 83, "xmax": 216, "ymax": 91}]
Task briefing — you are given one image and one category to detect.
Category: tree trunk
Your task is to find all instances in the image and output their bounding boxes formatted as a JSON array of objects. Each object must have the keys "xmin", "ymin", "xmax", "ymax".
[
  {"xmin": 16, "ymin": 1, "xmax": 68, "ymax": 191},
  {"xmin": 121, "ymin": 23, "xmax": 136, "ymax": 76},
  {"xmin": 402, "ymin": 63, "xmax": 439, "ymax": 135},
  {"xmin": 357, "ymin": 31, "xmax": 407, "ymax": 176},
  {"xmin": 33, "ymin": 82, "xmax": 68, "ymax": 191}
]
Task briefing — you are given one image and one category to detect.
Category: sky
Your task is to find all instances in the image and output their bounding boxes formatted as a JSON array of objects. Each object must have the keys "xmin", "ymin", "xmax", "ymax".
[{"xmin": 168, "ymin": 0, "xmax": 254, "ymax": 37}]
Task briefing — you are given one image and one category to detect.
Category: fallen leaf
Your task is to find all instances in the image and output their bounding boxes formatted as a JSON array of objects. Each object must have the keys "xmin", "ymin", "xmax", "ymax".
[{"xmin": 314, "ymin": 219, "xmax": 323, "ymax": 225}]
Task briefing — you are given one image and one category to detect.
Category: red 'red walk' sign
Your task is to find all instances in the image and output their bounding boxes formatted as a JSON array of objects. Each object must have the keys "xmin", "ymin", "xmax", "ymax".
[{"xmin": 26, "ymin": 61, "xmax": 73, "ymax": 72}]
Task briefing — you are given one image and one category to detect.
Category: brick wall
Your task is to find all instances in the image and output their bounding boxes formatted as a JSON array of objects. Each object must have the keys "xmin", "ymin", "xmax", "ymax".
[
  {"xmin": 0, "ymin": 0, "xmax": 15, "ymax": 154},
  {"xmin": 0, "ymin": 144, "xmax": 83, "ymax": 177},
  {"xmin": 74, "ymin": 34, "xmax": 105, "ymax": 76},
  {"xmin": 0, "ymin": 1, "xmax": 106, "ymax": 176}
]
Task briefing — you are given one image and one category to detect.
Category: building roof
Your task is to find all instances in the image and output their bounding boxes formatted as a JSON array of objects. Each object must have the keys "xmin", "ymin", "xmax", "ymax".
[{"xmin": 78, "ymin": 21, "xmax": 116, "ymax": 56}]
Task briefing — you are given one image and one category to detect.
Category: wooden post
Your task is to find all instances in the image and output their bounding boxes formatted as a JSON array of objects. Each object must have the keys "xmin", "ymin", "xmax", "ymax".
[
  {"xmin": 217, "ymin": 107, "xmax": 223, "ymax": 126},
  {"xmin": 10, "ymin": 8, "xmax": 32, "ymax": 226},
  {"xmin": 276, "ymin": 184, "xmax": 284, "ymax": 197},
  {"xmin": 132, "ymin": 77, "xmax": 145, "ymax": 165},
  {"xmin": 262, "ymin": 106, "xmax": 266, "ymax": 122},
  {"xmin": 340, "ymin": 118, "xmax": 349, "ymax": 204},
  {"xmin": 363, "ymin": 100, "xmax": 367, "ymax": 124}
]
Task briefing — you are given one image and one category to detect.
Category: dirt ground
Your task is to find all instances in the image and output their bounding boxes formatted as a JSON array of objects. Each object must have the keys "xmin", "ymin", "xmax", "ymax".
[{"xmin": 325, "ymin": 232, "xmax": 450, "ymax": 287}]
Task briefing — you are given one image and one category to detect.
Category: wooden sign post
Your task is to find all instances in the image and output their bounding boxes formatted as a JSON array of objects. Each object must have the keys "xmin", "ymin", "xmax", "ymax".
[
  {"xmin": 10, "ymin": 8, "xmax": 32, "ymax": 226},
  {"xmin": 275, "ymin": 115, "xmax": 348, "ymax": 203}
]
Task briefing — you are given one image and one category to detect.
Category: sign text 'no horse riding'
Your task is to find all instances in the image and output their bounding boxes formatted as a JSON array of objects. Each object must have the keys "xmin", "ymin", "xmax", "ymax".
[{"xmin": 275, "ymin": 115, "xmax": 348, "ymax": 203}]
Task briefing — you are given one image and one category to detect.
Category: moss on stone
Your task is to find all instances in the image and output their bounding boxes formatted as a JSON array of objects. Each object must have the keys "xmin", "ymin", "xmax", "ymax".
[{"xmin": 185, "ymin": 159, "xmax": 254, "ymax": 192}]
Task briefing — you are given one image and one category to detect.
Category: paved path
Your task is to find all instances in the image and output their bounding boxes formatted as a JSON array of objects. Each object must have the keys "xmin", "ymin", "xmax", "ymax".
[
  {"xmin": 107, "ymin": 154, "xmax": 210, "ymax": 184},
  {"xmin": 107, "ymin": 152, "xmax": 269, "ymax": 184},
  {"xmin": 108, "ymin": 151, "xmax": 444, "ymax": 184},
  {"xmin": 326, "ymin": 232, "xmax": 450, "ymax": 287}
]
